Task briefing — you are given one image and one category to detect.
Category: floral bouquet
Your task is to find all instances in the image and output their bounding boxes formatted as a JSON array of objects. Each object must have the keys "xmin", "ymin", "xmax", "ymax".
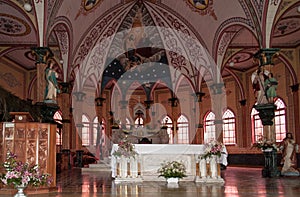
[
  {"xmin": 112, "ymin": 137, "xmax": 138, "ymax": 158},
  {"xmin": 201, "ymin": 140, "xmax": 225, "ymax": 159},
  {"xmin": 252, "ymin": 135, "xmax": 278, "ymax": 151},
  {"xmin": 0, "ymin": 151, "xmax": 53, "ymax": 188},
  {"xmin": 157, "ymin": 161, "xmax": 187, "ymax": 179}
]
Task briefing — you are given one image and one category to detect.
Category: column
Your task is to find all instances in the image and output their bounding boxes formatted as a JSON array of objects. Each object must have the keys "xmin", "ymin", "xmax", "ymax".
[
  {"xmin": 239, "ymin": 99, "xmax": 247, "ymax": 147},
  {"xmin": 72, "ymin": 91, "xmax": 86, "ymax": 152},
  {"xmin": 95, "ymin": 96, "xmax": 105, "ymax": 160},
  {"xmin": 59, "ymin": 82, "xmax": 72, "ymax": 169},
  {"xmin": 210, "ymin": 83, "xmax": 225, "ymax": 142},
  {"xmin": 31, "ymin": 47, "xmax": 53, "ymax": 103},
  {"xmin": 168, "ymin": 97, "xmax": 178, "ymax": 143},
  {"xmin": 253, "ymin": 48, "xmax": 280, "ymax": 177},
  {"xmin": 193, "ymin": 92, "xmax": 205, "ymax": 144},
  {"xmin": 290, "ymin": 84, "xmax": 300, "ymax": 144}
]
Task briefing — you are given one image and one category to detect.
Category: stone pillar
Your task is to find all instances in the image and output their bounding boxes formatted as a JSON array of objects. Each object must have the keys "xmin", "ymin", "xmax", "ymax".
[
  {"xmin": 95, "ymin": 96, "xmax": 105, "ymax": 160},
  {"xmin": 210, "ymin": 83, "xmax": 225, "ymax": 142},
  {"xmin": 31, "ymin": 47, "xmax": 53, "ymax": 103},
  {"xmin": 193, "ymin": 92, "xmax": 205, "ymax": 144},
  {"xmin": 73, "ymin": 91, "xmax": 86, "ymax": 151}
]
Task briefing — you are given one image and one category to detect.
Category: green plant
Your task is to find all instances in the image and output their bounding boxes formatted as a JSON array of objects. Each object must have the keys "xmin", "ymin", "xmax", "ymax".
[
  {"xmin": 0, "ymin": 151, "xmax": 52, "ymax": 187},
  {"xmin": 252, "ymin": 135, "xmax": 278, "ymax": 151},
  {"xmin": 112, "ymin": 137, "xmax": 138, "ymax": 158},
  {"xmin": 157, "ymin": 161, "xmax": 187, "ymax": 179},
  {"xmin": 201, "ymin": 140, "xmax": 225, "ymax": 159}
]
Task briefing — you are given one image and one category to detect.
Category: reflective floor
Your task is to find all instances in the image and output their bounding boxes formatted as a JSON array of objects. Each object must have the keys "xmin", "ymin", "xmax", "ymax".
[{"xmin": 2, "ymin": 166, "xmax": 300, "ymax": 196}]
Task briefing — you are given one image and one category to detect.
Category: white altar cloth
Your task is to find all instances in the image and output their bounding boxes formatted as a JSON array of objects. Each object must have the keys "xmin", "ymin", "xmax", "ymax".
[{"xmin": 111, "ymin": 144, "xmax": 227, "ymax": 180}]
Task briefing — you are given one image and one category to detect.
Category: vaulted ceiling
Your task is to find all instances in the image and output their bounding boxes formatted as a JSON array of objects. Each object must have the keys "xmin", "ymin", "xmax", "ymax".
[{"xmin": 0, "ymin": 0, "xmax": 300, "ymax": 93}]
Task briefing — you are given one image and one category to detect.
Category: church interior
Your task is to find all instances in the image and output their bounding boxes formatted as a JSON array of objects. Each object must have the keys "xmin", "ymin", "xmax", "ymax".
[{"xmin": 1, "ymin": 0, "xmax": 300, "ymax": 196}]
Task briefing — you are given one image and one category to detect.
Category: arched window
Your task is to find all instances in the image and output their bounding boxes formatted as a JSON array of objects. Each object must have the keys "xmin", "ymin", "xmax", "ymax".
[
  {"xmin": 251, "ymin": 108, "xmax": 263, "ymax": 142},
  {"xmin": 134, "ymin": 117, "xmax": 144, "ymax": 128},
  {"xmin": 274, "ymin": 98, "xmax": 286, "ymax": 142},
  {"xmin": 82, "ymin": 114, "xmax": 90, "ymax": 146},
  {"xmin": 204, "ymin": 111, "xmax": 215, "ymax": 143},
  {"xmin": 222, "ymin": 109, "xmax": 236, "ymax": 145},
  {"xmin": 162, "ymin": 116, "xmax": 173, "ymax": 144},
  {"xmin": 177, "ymin": 115, "xmax": 189, "ymax": 144},
  {"xmin": 54, "ymin": 111, "xmax": 62, "ymax": 147}
]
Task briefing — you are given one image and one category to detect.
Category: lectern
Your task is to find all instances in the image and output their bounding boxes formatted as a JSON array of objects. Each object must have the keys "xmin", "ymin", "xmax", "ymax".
[{"xmin": 0, "ymin": 112, "xmax": 57, "ymax": 194}]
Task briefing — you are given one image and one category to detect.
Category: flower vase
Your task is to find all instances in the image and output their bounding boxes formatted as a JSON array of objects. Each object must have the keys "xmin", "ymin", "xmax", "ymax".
[
  {"xmin": 14, "ymin": 185, "xmax": 27, "ymax": 197},
  {"xmin": 166, "ymin": 177, "xmax": 179, "ymax": 188}
]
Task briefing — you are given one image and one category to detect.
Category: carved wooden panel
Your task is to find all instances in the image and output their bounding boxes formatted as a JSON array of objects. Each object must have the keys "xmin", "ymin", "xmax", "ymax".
[{"xmin": 0, "ymin": 122, "xmax": 56, "ymax": 187}]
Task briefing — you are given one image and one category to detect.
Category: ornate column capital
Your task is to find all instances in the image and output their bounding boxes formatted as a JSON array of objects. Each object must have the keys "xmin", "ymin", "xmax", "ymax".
[
  {"xmin": 210, "ymin": 83, "xmax": 224, "ymax": 95},
  {"xmin": 73, "ymin": 91, "xmax": 86, "ymax": 101},
  {"xmin": 31, "ymin": 47, "xmax": 53, "ymax": 64},
  {"xmin": 253, "ymin": 48, "xmax": 280, "ymax": 67}
]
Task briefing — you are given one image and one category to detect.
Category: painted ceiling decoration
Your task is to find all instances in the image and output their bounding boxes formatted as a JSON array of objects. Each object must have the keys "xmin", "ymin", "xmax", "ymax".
[
  {"xmin": 0, "ymin": 13, "xmax": 31, "ymax": 36},
  {"xmin": 75, "ymin": 0, "xmax": 104, "ymax": 19},
  {"xmin": 75, "ymin": 0, "xmax": 222, "ymax": 101},
  {"xmin": 185, "ymin": 0, "xmax": 217, "ymax": 20},
  {"xmin": 0, "ymin": 0, "xmax": 299, "ymax": 103}
]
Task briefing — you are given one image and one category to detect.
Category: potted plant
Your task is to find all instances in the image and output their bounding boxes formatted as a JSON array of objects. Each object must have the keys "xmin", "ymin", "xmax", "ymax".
[
  {"xmin": 0, "ymin": 151, "xmax": 53, "ymax": 197},
  {"xmin": 157, "ymin": 161, "xmax": 187, "ymax": 184}
]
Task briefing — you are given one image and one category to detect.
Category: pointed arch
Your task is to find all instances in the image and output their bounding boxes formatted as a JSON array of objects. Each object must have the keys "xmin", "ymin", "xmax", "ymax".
[
  {"xmin": 204, "ymin": 111, "xmax": 215, "ymax": 143},
  {"xmin": 222, "ymin": 109, "xmax": 236, "ymax": 145}
]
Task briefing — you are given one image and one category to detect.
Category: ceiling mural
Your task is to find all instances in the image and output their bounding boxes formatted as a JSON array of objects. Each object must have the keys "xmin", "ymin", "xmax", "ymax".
[
  {"xmin": 103, "ymin": 2, "xmax": 170, "ymax": 93},
  {"xmin": 0, "ymin": 0, "xmax": 299, "ymax": 95},
  {"xmin": 185, "ymin": 0, "xmax": 217, "ymax": 20},
  {"xmin": 0, "ymin": 13, "xmax": 31, "ymax": 36}
]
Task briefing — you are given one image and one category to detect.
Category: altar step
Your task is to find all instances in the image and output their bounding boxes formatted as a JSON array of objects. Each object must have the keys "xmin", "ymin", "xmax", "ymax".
[{"xmin": 82, "ymin": 158, "xmax": 111, "ymax": 172}]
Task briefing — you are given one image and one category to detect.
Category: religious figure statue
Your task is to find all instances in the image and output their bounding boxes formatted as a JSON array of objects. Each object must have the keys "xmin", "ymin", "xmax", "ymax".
[
  {"xmin": 251, "ymin": 68, "xmax": 269, "ymax": 104},
  {"xmin": 44, "ymin": 60, "xmax": 60, "ymax": 101},
  {"xmin": 279, "ymin": 133, "xmax": 299, "ymax": 176},
  {"xmin": 264, "ymin": 73, "xmax": 278, "ymax": 103}
]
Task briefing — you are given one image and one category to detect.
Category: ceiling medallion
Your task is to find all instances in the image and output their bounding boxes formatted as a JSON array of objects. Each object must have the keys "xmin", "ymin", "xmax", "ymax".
[
  {"xmin": 0, "ymin": 13, "xmax": 31, "ymax": 36},
  {"xmin": 75, "ymin": 0, "xmax": 103, "ymax": 19},
  {"xmin": 185, "ymin": 0, "xmax": 217, "ymax": 20}
]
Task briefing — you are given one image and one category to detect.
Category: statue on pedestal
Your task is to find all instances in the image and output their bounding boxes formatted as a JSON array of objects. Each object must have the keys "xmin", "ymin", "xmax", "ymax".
[{"xmin": 44, "ymin": 59, "xmax": 60, "ymax": 103}]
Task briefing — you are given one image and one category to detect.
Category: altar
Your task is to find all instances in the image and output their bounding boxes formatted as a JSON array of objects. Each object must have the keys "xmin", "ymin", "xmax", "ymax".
[{"xmin": 111, "ymin": 144, "xmax": 227, "ymax": 183}]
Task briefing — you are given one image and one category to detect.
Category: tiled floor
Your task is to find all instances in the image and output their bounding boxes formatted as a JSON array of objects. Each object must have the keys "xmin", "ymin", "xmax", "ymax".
[{"xmin": 2, "ymin": 166, "xmax": 300, "ymax": 196}]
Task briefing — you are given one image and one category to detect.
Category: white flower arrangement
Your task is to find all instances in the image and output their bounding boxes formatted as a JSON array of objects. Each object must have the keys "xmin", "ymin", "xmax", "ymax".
[{"xmin": 157, "ymin": 161, "xmax": 187, "ymax": 179}]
